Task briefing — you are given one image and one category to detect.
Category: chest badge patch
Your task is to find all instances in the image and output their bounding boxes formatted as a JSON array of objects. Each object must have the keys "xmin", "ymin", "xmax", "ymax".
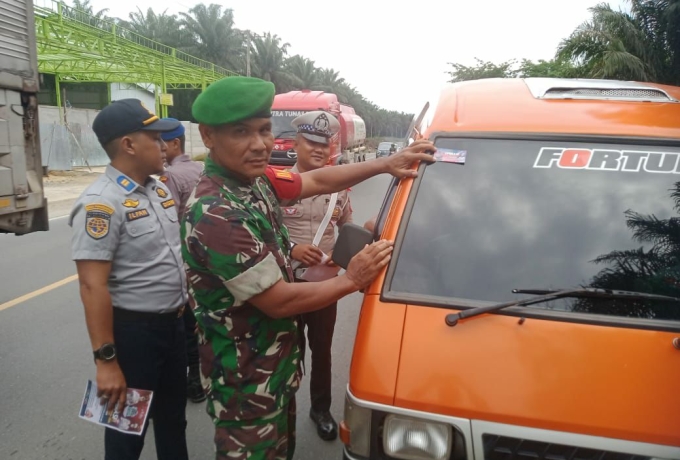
[
  {"xmin": 126, "ymin": 209, "xmax": 150, "ymax": 221},
  {"xmin": 282, "ymin": 207, "xmax": 299, "ymax": 216},
  {"xmin": 156, "ymin": 187, "xmax": 168, "ymax": 198},
  {"xmin": 161, "ymin": 199, "xmax": 175, "ymax": 209},
  {"xmin": 122, "ymin": 199, "xmax": 139, "ymax": 208},
  {"xmin": 85, "ymin": 203, "xmax": 114, "ymax": 239}
]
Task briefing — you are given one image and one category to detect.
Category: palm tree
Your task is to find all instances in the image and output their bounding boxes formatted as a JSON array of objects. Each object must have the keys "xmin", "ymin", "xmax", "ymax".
[
  {"xmin": 316, "ymin": 68, "xmax": 345, "ymax": 92},
  {"xmin": 632, "ymin": 0, "xmax": 680, "ymax": 83},
  {"xmin": 180, "ymin": 4, "xmax": 244, "ymax": 71},
  {"xmin": 335, "ymin": 82, "xmax": 364, "ymax": 107},
  {"xmin": 124, "ymin": 8, "xmax": 186, "ymax": 48},
  {"xmin": 249, "ymin": 32, "xmax": 297, "ymax": 92},
  {"xmin": 285, "ymin": 55, "xmax": 319, "ymax": 89},
  {"xmin": 557, "ymin": 1, "xmax": 679, "ymax": 85},
  {"xmin": 66, "ymin": 0, "xmax": 110, "ymax": 28},
  {"xmin": 573, "ymin": 180, "xmax": 680, "ymax": 320}
]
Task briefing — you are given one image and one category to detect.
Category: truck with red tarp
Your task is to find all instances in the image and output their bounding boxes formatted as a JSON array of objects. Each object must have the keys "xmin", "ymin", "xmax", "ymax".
[{"xmin": 269, "ymin": 90, "xmax": 367, "ymax": 166}]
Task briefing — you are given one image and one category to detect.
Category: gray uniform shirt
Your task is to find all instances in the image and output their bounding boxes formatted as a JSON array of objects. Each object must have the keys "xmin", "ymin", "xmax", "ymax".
[
  {"xmin": 159, "ymin": 154, "xmax": 204, "ymax": 221},
  {"xmin": 69, "ymin": 165, "xmax": 188, "ymax": 313}
]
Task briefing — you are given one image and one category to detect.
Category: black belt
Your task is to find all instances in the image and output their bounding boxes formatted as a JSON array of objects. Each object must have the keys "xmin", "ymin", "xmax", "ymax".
[{"xmin": 113, "ymin": 305, "xmax": 185, "ymax": 322}]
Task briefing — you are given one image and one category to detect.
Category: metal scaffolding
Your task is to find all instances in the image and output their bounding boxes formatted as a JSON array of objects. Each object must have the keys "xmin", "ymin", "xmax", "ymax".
[{"xmin": 33, "ymin": 0, "xmax": 239, "ymax": 117}]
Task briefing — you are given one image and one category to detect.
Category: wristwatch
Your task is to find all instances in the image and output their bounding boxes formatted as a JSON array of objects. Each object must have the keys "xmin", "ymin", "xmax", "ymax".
[
  {"xmin": 290, "ymin": 241, "xmax": 298, "ymax": 253},
  {"xmin": 93, "ymin": 343, "xmax": 117, "ymax": 363}
]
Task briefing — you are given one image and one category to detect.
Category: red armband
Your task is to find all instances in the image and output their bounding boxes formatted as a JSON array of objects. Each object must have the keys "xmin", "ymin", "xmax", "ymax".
[{"xmin": 264, "ymin": 166, "xmax": 302, "ymax": 202}]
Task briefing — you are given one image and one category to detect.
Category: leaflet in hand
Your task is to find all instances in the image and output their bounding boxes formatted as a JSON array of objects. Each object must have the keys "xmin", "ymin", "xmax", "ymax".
[
  {"xmin": 300, "ymin": 252, "xmax": 341, "ymax": 281},
  {"xmin": 78, "ymin": 379, "xmax": 153, "ymax": 436},
  {"xmin": 434, "ymin": 148, "xmax": 467, "ymax": 164}
]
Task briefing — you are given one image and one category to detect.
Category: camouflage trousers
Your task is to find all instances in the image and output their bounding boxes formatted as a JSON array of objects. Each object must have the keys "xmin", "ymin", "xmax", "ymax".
[{"xmin": 214, "ymin": 396, "xmax": 296, "ymax": 460}]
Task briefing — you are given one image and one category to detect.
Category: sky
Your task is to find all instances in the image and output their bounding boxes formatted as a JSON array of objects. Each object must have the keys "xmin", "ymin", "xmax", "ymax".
[{"xmin": 84, "ymin": 0, "xmax": 628, "ymax": 114}]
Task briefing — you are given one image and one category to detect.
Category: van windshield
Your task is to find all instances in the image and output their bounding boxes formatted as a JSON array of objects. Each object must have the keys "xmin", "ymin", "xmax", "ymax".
[{"xmin": 386, "ymin": 137, "xmax": 680, "ymax": 326}]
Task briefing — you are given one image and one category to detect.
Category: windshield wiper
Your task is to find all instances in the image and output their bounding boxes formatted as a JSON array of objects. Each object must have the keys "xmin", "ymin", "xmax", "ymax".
[
  {"xmin": 445, "ymin": 287, "xmax": 680, "ymax": 327},
  {"xmin": 512, "ymin": 288, "xmax": 680, "ymax": 300}
]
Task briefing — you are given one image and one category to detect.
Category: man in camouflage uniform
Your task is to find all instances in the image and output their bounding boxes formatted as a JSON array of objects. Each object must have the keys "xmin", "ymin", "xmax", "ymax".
[{"xmin": 180, "ymin": 76, "xmax": 436, "ymax": 460}]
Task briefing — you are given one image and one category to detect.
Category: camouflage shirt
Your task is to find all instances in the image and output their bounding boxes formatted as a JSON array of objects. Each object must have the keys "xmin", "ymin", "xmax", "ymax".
[{"xmin": 181, "ymin": 157, "xmax": 304, "ymax": 423}]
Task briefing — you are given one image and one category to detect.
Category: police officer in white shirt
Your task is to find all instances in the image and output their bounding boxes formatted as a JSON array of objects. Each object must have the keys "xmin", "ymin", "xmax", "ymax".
[{"xmin": 69, "ymin": 99, "xmax": 189, "ymax": 460}]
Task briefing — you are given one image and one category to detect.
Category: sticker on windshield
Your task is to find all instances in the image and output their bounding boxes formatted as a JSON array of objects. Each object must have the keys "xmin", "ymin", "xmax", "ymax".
[
  {"xmin": 434, "ymin": 148, "xmax": 467, "ymax": 164},
  {"xmin": 533, "ymin": 147, "xmax": 680, "ymax": 174}
]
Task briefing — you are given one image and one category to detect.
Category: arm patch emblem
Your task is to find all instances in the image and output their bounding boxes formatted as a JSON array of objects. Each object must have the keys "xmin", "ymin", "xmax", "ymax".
[
  {"xmin": 274, "ymin": 169, "xmax": 293, "ymax": 181},
  {"xmin": 84, "ymin": 203, "xmax": 114, "ymax": 240}
]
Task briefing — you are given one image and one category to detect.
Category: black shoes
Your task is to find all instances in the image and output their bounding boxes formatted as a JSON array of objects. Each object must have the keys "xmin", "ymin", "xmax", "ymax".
[
  {"xmin": 309, "ymin": 408, "xmax": 338, "ymax": 441},
  {"xmin": 187, "ymin": 369, "xmax": 206, "ymax": 403}
]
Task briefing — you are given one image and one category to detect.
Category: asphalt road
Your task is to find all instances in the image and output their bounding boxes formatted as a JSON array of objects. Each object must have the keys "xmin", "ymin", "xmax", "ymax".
[{"xmin": 0, "ymin": 173, "xmax": 391, "ymax": 460}]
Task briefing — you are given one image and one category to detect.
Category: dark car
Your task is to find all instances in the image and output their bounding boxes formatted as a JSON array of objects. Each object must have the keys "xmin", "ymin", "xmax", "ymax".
[{"xmin": 376, "ymin": 142, "xmax": 392, "ymax": 158}]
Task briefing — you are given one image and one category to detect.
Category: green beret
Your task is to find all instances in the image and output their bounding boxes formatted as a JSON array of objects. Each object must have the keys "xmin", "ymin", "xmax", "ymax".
[{"xmin": 192, "ymin": 76, "xmax": 275, "ymax": 125}]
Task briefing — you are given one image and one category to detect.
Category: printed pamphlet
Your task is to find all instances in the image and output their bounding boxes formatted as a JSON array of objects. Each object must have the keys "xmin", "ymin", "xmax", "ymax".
[{"xmin": 78, "ymin": 379, "xmax": 153, "ymax": 435}]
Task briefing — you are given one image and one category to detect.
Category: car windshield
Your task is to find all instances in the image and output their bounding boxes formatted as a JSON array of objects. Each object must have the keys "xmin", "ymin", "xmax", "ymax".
[
  {"xmin": 271, "ymin": 110, "xmax": 310, "ymax": 138},
  {"xmin": 386, "ymin": 137, "xmax": 680, "ymax": 326},
  {"xmin": 378, "ymin": 142, "xmax": 392, "ymax": 150}
]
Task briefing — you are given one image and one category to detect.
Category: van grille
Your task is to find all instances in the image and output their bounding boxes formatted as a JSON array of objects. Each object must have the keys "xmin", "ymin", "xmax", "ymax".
[
  {"xmin": 543, "ymin": 87, "xmax": 672, "ymax": 101},
  {"xmin": 483, "ymin": 434, "xmax": 652, "ymax": 460}
]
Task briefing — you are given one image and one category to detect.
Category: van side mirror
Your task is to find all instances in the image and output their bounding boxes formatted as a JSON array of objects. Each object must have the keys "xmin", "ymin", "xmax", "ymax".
[{"xmin": 331, "ymin": 223, "xmax": 375, "ymax": 269}]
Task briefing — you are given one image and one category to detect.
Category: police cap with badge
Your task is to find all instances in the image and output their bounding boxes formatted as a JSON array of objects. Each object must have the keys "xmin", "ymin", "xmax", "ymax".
[
  {"xmin": 291, "ymin": 111, "xmax": 340, "ymax": 144},
  {"xmin": 92, "ymin": 98, "xmax": 180, "ymax": 147}
]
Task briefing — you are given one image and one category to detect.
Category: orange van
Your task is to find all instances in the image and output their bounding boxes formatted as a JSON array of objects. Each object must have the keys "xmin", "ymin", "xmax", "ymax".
[{"xmin": 336, "ymin": 78, "xmax": 680, "ymax": 460}]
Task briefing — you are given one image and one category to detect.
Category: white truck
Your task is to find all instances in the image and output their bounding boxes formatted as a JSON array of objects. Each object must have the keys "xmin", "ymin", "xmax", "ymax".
[{"xmin": 0, "ymin": 0, "xmax": 49, "ymax": 235}]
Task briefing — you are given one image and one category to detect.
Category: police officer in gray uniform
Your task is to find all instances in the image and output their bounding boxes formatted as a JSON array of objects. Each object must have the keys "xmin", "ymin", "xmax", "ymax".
[
  {"xmin": 283, "ymin": 111, "xmax": 352, "ymax": 441},
  {"xmin": 158, "ymin": 119, "xmax": 204, "ymax": 221},
  {"xmin": 69, "ymin": 99, "xmax": 189, "ymax": 460},
  {"xmin": 157, "ymin": 118, "xmax": 206, "ymax": 404}
]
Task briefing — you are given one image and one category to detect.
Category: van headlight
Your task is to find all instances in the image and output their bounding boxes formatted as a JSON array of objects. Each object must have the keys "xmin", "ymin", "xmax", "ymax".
[{"xmin": 383, "ymin": 414, "xmax": 453, "ymax": 459}]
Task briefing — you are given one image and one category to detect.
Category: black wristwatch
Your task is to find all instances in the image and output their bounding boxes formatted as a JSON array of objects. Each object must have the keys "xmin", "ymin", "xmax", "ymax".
[
  {"xmin": 93, "ymin": 343, "xmax": 117, "ymax": 363},
  {"xmin": 290, "ymin": 241, "xmax": 298, "ymax": 253}
]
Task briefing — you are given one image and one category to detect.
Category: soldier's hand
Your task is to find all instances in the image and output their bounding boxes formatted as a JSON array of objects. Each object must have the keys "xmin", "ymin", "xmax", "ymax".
[
  {"xmin": 291, "ymin": 244, "xmax": 324, "ymax": 266},
  {"xmin": 345, "ymin": 240, "xmax": 394, "ymax": 290},
  {"xmin": 382, "ymin": 140, "xmax": 436, "ymax": 179},
  {"xmin": 96, "ymin": 360, "xmax": 127, "ymax": 415}
]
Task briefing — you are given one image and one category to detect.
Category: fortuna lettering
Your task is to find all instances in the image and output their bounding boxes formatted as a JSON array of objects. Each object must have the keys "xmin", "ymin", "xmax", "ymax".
[{"xmin": 533, "ymin": 148, "xmax": 680, "ymax": 174}]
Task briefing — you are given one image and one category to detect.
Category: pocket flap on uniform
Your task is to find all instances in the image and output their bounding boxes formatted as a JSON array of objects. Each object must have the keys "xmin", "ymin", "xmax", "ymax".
[{"xmin": 125, "ymin": 209, "xmax": 158, "ymax": 237}]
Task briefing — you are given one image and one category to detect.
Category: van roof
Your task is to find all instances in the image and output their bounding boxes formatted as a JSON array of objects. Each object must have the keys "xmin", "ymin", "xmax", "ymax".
[{"xmin": 424, "ymin": 78, "xmax": 680, "ymax": 140}]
